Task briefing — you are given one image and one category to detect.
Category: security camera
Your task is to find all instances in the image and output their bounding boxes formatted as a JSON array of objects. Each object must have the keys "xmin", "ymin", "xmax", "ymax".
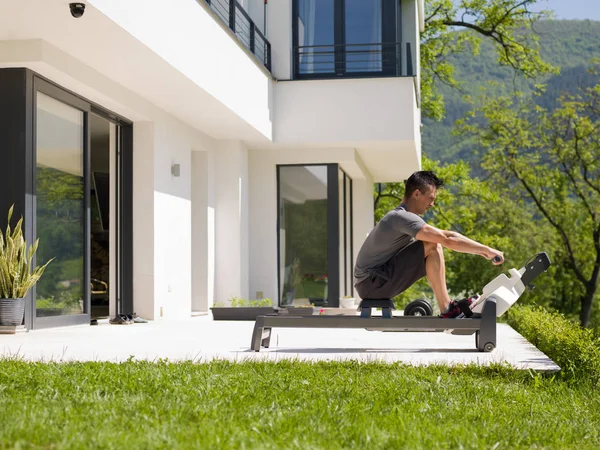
[{"xmin": 69, "ymin": 3, "xmax": 86, "ymax": 18}]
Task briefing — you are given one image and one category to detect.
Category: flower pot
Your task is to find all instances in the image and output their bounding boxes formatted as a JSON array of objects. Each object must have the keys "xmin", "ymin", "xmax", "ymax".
[
  {"xmin": 340, "ymin": 297, "xmax": 356, "ymax": 308},
  {"xmin": 0, "ymin": 298, "xmax": 25, "ymax": 326}
]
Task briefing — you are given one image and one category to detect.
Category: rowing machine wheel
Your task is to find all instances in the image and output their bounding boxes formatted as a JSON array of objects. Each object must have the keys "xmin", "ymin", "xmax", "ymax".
[
  {"xmin": 483, "ymin": 342, "xmax": 495, "ymax": 352},
  {"xmin": 404, "ymin": 299, "xmax": 434, "ymax": 316}
]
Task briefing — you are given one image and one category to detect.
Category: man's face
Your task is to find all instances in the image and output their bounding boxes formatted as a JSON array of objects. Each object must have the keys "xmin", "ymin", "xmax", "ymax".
[{"xmin": 414, "ymin": 185, "xmax": 437, "ymax": 215}]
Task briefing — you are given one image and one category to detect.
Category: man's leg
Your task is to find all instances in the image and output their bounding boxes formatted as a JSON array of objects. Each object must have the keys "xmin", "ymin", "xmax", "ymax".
[{"xmin": 423, "ymin": 242, "xmax": 452, "ymax": 312}]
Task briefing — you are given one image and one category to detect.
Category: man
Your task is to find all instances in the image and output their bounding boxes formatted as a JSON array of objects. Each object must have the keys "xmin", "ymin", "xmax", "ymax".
[{"xmin": 354, "ymin": 171, "xmax": 504, "ymax": 318}]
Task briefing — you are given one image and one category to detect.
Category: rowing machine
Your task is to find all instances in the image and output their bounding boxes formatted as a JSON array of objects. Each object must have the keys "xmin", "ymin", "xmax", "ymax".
[{"xmin": 250, "ymin": 252, "xmax": 551, "ymax": 353}]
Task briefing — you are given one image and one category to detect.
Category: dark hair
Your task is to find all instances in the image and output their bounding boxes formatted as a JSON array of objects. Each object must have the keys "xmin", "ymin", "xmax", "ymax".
[{"xmin": 404, "ymin": 171, "xmax": 444, "ymax": 198}]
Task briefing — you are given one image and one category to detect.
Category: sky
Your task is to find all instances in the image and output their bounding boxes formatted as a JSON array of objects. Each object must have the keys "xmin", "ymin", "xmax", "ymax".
[{"xmin": 530, "ymin": 0, "xmax": 600, "ymax": 21}]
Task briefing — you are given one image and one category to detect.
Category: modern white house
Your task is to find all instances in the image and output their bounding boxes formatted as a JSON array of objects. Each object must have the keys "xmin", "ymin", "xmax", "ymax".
[{"xmin": 0, "ymin": 0, "xmax": 423, "ymax": 329}]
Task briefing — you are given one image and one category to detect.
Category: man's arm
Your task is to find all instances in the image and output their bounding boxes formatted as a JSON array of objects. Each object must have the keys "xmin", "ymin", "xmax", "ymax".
[{"xmin": 415, "ymin": 224, "xmax": 504, "ymax": 263}]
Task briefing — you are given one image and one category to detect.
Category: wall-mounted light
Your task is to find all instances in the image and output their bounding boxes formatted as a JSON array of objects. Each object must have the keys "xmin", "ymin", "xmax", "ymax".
[{"xmin": 171, "ymin": 163, "xmax": 180, "ymax": 178}]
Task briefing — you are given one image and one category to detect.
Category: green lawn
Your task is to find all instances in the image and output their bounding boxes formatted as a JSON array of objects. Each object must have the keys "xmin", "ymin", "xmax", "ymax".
[{"xmin": 0, "ymin": 360, "xmax": 598, "ymax": 449}]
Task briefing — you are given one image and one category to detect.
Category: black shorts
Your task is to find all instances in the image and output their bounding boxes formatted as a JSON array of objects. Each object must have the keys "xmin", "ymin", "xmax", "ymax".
[{"xmin": 355, "ymin": 240, "xmax": 427, "ymax": 300}]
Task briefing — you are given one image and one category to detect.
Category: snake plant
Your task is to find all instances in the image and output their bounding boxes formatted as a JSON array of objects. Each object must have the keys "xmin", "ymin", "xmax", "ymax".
[{"xmin": 0, "ymin": 205, "xmax": 52, "ymax": 299}]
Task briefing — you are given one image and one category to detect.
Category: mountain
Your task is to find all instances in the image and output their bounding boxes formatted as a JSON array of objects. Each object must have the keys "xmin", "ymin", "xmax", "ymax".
[{"xmin": 423, "ymin": 20, "xmax": 600, "ymax": 164}]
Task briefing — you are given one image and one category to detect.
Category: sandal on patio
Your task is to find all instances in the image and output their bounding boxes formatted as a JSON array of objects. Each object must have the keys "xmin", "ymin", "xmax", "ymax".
[
  {"xmin": 109, "ymin": 315, "xmax": 133, "ymax": 325},
  {"xmin": 132, "ymin": 313, "xmax": 148, "ymax": 323}
]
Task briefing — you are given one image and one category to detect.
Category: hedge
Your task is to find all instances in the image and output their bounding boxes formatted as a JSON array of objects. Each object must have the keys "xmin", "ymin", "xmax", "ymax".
[{"xmin": 508, "ymin": 305, "xmax": 600, "ymax": 385}]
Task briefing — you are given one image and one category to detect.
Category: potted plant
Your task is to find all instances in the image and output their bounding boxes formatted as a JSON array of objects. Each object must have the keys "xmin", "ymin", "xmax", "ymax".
[
  {"xmin": 210, "ymin": 296, "xmax": 276, "ymax": 321},
  {"xmin": 340, "ymin": 295, "xmax": 356, "ymax": 309},
  {"xmin": 301, "ymin": 273, "xmax": 328, "ymax": 306},
  {"xmin": 0, "ymin": 206, "xmax": 52, "ymax": 327}
]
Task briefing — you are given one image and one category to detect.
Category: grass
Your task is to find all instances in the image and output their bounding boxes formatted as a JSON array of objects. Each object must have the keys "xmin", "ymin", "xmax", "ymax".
[{"xmin": 1, "ymin": 360, "xmax": 599, "ymax": 449}]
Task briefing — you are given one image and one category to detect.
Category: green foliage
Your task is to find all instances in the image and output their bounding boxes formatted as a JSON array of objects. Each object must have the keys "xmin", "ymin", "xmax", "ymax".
[
  {"xmin": 459, "ymin": 73, "xmax": 600, "ymax": 326},
  {"xmin": 424, "ymin": 20, "xmax": 600, "ymax": 163},
  {"xmin": 421, "ymin": 0, "xmax": 555, "ymax": 120},
  {"xmin": 213, "ymin": 297, "xmax": 273, "ymax": 308},
  {"xmin": 508, "ymin": 306, "xmax": 600, "ymax": 385},
  {"xmin": 0, "ymin": 205, "xmax": 52, "ymax": 299},
  {"xmin": 0, "ymin": 360, "xmax": 599, "ymax": 448},
  {"xmin": 281, "ymin": 198, "xmax": 328, "ymax": 300},
  {"xmin": 35, "ymin": 166, "xmax": 85, "ymax": 308}
]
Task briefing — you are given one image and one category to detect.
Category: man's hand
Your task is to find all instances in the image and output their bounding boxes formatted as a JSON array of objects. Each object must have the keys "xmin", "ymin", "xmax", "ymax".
[{"xmin": 485, "ymin": 248, "xmax": 504, "ymax": 265}]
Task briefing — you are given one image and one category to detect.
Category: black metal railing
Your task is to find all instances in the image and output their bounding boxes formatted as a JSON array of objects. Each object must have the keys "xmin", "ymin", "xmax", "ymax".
[
  {"xmin": 203, "ymin": 0, "xmax": 271, "ymax": 72},
  {"xmin": 294, "ymin": 42, "xmax": 414, "ymax": 78}
]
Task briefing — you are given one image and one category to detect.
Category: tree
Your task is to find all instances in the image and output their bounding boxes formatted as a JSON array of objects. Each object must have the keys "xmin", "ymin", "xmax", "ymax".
[
  {"xmin": 422, "ymin": 0, "xmax": 556, "ymax": 120},
  {"xmin": 460, "ymin": 73, "xmax": 600, "ymax": 327}
]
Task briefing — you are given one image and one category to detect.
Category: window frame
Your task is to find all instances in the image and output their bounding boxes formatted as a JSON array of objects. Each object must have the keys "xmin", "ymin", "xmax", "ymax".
[{"xmin": 292, "ymin": 0, "xmax": 402, "ymax": 79}]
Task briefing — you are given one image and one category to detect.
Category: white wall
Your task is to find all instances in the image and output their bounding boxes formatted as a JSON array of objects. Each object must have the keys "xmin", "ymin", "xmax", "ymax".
[
  {"xmin": 275, "ymin": 77, "xmax": 417, "ymax": 144},
  {"xmin": 402, "ymin": 0, "xmax": 419, "ymax": 77},
  {"xmin": 192, "ymin": 151, "xmax": 213, "ymax": 313},
  {"xmin": 214, "ymin": 141, "xmax": 250, "ymax": 304},
  {"xmin": 267, "ymin": 0, "xmax": 293, "ymax": 80},
  {"xmin": 352, "ymin": 176, "xmax": 376, "ymax": 296},
  {"xmin": 86, "ymin": 0, "xmax": 272, "ymax": 139},
  {"xmin": 152, "ymin": 120, "xmax": 194, "ymax": 319},
  {"xmin": 248, "ymin": 148, "xmax": 374, "ymax": 304},
  {"xmin": 133, "ymin": 117, "xmax": 214, "ymax": 321}
]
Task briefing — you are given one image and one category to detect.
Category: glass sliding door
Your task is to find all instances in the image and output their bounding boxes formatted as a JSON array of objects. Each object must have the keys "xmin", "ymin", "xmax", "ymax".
[
  {"xmin": 278, "ymin": 164, "xmax": 351, "ymax": 307},
  {"xmin": 35, "ymin": 92, "xmax": 86, "ymax": 319},
  {"xmin": 90, "ymin": 114, "xmax": 113, "ymax": 319},
  {"xmin": 278, "ymin": 165, "xmax": 330, "ymax": 306}
]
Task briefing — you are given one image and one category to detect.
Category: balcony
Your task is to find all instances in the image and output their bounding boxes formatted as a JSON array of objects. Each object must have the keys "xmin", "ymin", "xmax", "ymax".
[
  {"xmin": 294, "ymin": 42, "xmax": 415, "ymax": 79},
  {"xmin": 203, "ymin": 0, "xmax": 272, "ymax": 72}
]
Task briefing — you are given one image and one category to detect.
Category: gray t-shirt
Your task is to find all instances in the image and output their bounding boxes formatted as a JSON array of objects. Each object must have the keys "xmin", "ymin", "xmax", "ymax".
[{"xmin": 354, "ymin": 205, "xmax": 426, "ymax": 285}]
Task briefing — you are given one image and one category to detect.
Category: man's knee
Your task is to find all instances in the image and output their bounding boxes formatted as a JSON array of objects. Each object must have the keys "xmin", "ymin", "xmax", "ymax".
[{"xmin": 423, "ymin": 241, "xmax": 442, "ymax": 258}]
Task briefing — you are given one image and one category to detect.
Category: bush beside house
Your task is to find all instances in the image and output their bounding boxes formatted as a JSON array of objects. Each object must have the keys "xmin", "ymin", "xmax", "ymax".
[{"xmin": 508, "ymin": 305, "xmax": 600, "ymax": 385}]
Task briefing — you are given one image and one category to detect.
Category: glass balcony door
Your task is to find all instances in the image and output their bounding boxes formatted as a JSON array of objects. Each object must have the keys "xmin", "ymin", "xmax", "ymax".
[
  {"xmin": 293, "ymin": 0, "xmax": 398, "ymax": 78},
  {"xmin": 35, "ymin": 91, "xmax": 88, "ymax": 322}
]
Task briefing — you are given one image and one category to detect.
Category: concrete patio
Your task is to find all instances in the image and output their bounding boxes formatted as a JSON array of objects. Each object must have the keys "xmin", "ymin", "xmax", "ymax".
[{"xmin": 0, "ymin": 315, "xmax": 559, "ymax": 371}]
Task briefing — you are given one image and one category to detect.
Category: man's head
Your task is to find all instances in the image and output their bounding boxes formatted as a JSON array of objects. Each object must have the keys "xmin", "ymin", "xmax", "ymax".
[{"xmin": 403, "ymin": 171, "xmax": 444, "ymax": 215}]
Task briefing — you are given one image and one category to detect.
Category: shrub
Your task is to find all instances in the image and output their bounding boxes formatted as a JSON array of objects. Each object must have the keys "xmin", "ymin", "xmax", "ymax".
[
  {"xmin": 508, "ymin": 305, "xmax": 600, "ymax": 385},
  {"xmin": 213, "ymin": 297, "xmax": 273, "ymax": 308}
]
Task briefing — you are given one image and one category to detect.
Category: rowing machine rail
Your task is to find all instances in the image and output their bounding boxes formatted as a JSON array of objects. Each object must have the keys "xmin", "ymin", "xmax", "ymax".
[{"xmin": 251, "ymin": 297, "xmax": 497, "ymax": 353}]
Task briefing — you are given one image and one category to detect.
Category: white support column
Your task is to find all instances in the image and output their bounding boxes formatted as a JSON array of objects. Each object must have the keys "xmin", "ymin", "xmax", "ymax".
[
  {"xmin": 191, "ymin": 149, "xmax": 217, "ymax": 312},
  {"xmin": 207, "ymin": 148, "xmax": 216, "ymax": 308},
  {"xmin": 351, "ymin": 175, "xmax": 375, "ymax": 299},
  {"xmin": 214, "ymin": 141, "xmax": 249, "ymax": 304},
  {"xmin": 248, "ymin": 150, "xmax": 278, "ymax": 303},
  {"xmin": 132, "ymin": 122, "xmax": 156, "ymax": 319}
]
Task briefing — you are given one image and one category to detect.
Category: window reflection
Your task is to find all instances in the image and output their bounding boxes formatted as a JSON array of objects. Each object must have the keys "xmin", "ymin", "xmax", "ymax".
[
  {"xmin": 35, "ymin": 92, "xmax": 85, "ymax": 317},
  {"xmin": 279, "ymin": 166, "xmax": 329, "ymax": 306}
]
